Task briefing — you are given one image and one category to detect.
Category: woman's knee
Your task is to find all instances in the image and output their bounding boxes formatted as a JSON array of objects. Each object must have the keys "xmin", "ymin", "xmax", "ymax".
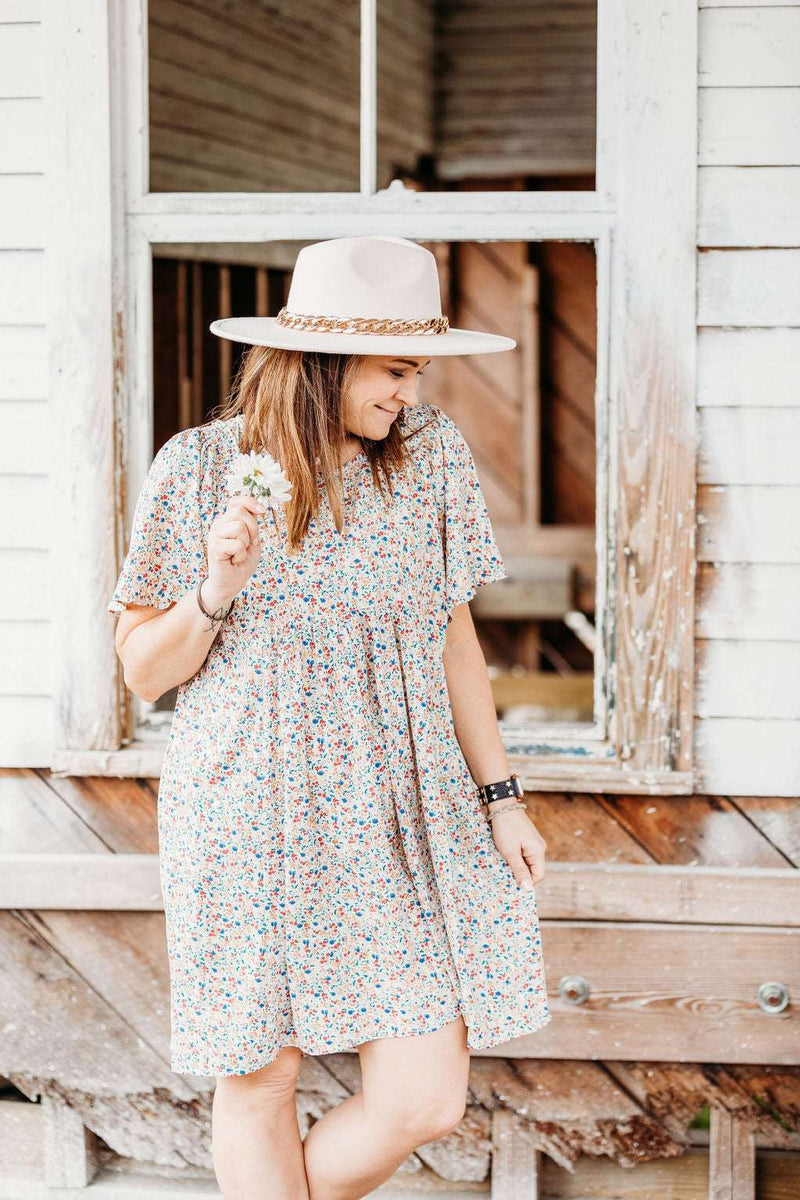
[
  {"xmin": 368, "ymin": 1079, "xmax": 468, "ymax": 1144},
  {"xmin": 214, "ymin": 1046, "xmax": 302, "ymax": 1114}
]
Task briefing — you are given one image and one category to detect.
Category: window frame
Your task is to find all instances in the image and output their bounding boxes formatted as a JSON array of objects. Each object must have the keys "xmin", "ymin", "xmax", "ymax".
[{"xmin": 50, "ymin": 0, "xmax": 697, "ymax": 794}]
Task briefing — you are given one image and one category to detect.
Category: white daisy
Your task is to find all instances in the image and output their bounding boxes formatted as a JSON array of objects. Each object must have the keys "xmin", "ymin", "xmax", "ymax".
[{"xmin": 224, "ymin": 450, "xmax": 293, "ymax": 511}]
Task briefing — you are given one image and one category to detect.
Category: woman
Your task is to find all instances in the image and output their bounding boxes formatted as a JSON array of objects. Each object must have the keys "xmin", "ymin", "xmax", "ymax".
[{"xmin": 109, "ymin": 236, "xmax": 550, "ymax": 1200}]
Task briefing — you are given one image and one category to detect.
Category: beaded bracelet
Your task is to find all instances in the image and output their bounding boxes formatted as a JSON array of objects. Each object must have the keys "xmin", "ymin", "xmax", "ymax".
[{"xmin": 484, "ymin": 799, "xmax": 527, "ymax": 824}]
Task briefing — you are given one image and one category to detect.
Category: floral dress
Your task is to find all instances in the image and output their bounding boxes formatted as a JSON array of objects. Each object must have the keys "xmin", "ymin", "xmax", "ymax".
[{"xmin": 108, "ymin": 401, "xmax": 551, "ymax": 1076}]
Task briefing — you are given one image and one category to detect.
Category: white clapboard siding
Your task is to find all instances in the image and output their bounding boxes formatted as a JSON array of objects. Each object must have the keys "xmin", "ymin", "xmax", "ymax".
[
  {"xmin": 698, "ymin": 329, "xmax": 800, "ymax": 406},
  {"xmin": 695, "ymin": 2, "xmax": 800, "ymax": 796},
  {"xmin": 696, "ymin": 640, "xmax": 800, "ymax": 719},
  {"xmin": 0, "ymin": 175, "xmax": 45, "ymax": 248},
  {"xmin": 0, "ymin": 3, "xmax": 53, "ymax": 768},
  {"xmin": 695, "ymin": 718, "xmax": 800, "ymax": 797},
  {"xmin": 697, "ymin": 564, "xmax": 800, "ymax": 641},
  {"xmin": 698, "ymin": 167, "xmax": 800, "ymax": 247},
  {"xmin": 699, "ymin": 7, "xmax": 800, "ymax": 87},
  {"xmin": 697, "ymin": 486, "xmax": 800, "ymax": 564},
  {"xmin": 698, "ymin": 409, "xmax": 800, "ymax": 486},
  {"xmin": 0, "ymin": 399, "xmax": 48, "ymax": 472},
  {"xmin": 699, "ymin": 89, "xmax": 800, "ymax": 166},
  {"xmin": 698, "ymin": 249, "xmax": 800, "ymax": 326},
  {"xmin": 0, "ymin": 550, "xmax": 50, "ymax": 620},
  {"xmin": 0, "ymin": 696, "xmax": 54, "ymax": 767},
  {"xmin": 0, "ymin": 250, "xmax": 45, "ymax": 323}
]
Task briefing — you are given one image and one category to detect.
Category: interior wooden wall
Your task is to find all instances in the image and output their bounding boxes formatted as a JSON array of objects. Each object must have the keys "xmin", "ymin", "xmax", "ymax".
[
  {"xmin": 435, "ymin": 0, "xmax": 597, "ymax": 179},
  {"xmin": 147, "ymin": 0, "xmax": 436, "ymax": 192},
  {"xmin": 147, "ymin": 0, "xmax": 596, "ymax": 193}
]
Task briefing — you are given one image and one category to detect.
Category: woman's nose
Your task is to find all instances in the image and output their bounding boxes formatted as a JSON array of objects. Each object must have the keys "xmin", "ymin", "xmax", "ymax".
[{"xmin": 394, "ymin": 379, "xmax": 420, "ymax": 404}]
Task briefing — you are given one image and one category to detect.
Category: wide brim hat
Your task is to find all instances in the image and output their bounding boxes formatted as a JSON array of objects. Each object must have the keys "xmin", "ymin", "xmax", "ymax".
[{"xmin": 209, "ymin": 235, "xmax": 516, "ymax": 356}]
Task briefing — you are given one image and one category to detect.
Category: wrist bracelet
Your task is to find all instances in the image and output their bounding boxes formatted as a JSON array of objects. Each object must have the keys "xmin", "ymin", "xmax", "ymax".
[
  {"xmin": 196, "ymin": 577, "xmax": 234, "ymax": 633},
  {"xmin": 485, "ymin": 800, "xmax": 527, "ymax": 824}
]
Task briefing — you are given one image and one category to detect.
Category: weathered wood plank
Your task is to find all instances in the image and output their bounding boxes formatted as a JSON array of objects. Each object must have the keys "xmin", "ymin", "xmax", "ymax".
[
  {"xmin": 0, "ymin": 854, "xmax": 163, "ymax": 909},
  {"xmin": 471, "ymin": 1057, "xmax": 682, "ymax": 1172},
  {"xmin": 695, "ymin": 718, "xmax": 800, "ymax": 797},
  {"xmin": 537, "ymin": 862, "xmax": 799, "ymax": 925},
  {"xmin": 475, "ymin": 921, "xmax": 800, "ymax": 1064},
  {"xmin": 709, "ymin": 1106, "xmax": 756, "ymax": 1200},
  {"xmin": 607, "ymin": 0, "xmax": 697, "ymax": 781},
  {"xmin": 4, "ymin": 854, "xmax": 798, "ymax": 925},
  {"xmin": 697, "ymin": 486, "xmax": 800, "ymax": 563},
  {"xmin": 524, "ymin": 792, "xmax": 654, "ymax": 864},
  {"xmin": 490, "ymin": 1108, "xmax": 541, "ymax": 1199},
  {"xmin": 597, "ymin": 793, "xmax": 791, "ymax": 868},
  {"xmin": 697, "ymin": 640, "xmax": 800, "ymax": 720},
  {"xmin": 0, "ymin": 768, "xmax": 110, "ymax": 854},
  {"xmin": 44, "ymin": 0, "xmax": 124, "ymax": 760},
  {"xmin": 43, "ymin": 771, "xmax": 159, "ymax": 852},
  {"xmin": 732, "ymin": 796, "xmax": 800, "ymax": 866},
  {"xmin": 29, "ymin": 910, "xmax": 173, "ymax": 1067},
  {"xmin": 697, "ymin": 564, "xmax": 800, "ymax": 640},
  {"xmin": 42, "ymin": 1093, "xmax": 99, "ymax": 1188}
]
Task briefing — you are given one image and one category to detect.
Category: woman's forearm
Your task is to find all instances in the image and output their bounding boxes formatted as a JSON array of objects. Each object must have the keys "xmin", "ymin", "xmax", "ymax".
[
  {"xmin": 442, "ymin": 604, "xmax": 511, "ymax": 788},
  {"xmin": 118, "ymin": 580, "xmax": 236, "ymax": 702}
]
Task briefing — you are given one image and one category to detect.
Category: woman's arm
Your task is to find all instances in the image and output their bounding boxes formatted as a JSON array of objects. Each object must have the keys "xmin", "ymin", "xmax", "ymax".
[
  {"xmin": 115, "ymin": 580, "xmax": 238, "ymax": 703},
  {"xmin": 113, "ymin": 494, "xmax": 264, "ymax": 702},
  {"xmin": 442, "ymin": 602, "xmax": 547, "ymax": 888},
  {"xmin": 442, "ymin": 602, "xmax": 512, "ymax": 784}
]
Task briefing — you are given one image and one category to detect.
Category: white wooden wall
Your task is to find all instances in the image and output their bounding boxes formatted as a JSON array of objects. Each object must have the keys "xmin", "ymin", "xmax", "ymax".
[
  {"xmin": 695, "ymin": 0, "xmax": 800, "ymax": 795},
  {"xmin": 0, "ymin": 0, "xmax": 55, "ymax": 765},
  {"xmin": 1, "ymin": 0, "xmax": 798, "ymax": 795}
]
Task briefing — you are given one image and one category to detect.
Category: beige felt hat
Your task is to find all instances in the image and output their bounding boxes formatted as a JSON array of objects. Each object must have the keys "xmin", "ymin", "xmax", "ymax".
[{"xmin": 209, "ymin": 235, "xmax": 516, "ymax": 356}]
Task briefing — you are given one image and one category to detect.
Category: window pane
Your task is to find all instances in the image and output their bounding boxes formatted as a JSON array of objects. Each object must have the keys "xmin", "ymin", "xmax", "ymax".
[
  {"xmin": 377, "ymin": 0, "xmax": 597, "ymax": 192},
  {"xmin": 147, "ymin": 0, "xmax": 360, "ymax": 192},
  {"xmin": 148, "ymin": 237, "xmax": 598, "ymax": 727}
]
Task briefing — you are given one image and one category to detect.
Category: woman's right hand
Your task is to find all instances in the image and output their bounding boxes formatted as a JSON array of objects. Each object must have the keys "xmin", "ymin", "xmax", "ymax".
[{"xmin": 204, "ymin": 495, "xmax": 267, "ymax": 608}]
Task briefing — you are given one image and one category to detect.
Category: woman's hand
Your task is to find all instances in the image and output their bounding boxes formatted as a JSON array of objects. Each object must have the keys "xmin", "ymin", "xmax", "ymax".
[
  {"xmin": 205, "ymin": 495, "xmax": 266, "ymax": 606},
  {"xmin": 490, "ymin": 806, "xmax": 547, "ymax": 890}
]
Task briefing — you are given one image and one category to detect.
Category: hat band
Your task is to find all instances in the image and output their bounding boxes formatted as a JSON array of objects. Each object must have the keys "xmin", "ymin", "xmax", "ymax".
[{"xmin": 276, "ymin": 307, "xmax": 449, "ymax": 336}]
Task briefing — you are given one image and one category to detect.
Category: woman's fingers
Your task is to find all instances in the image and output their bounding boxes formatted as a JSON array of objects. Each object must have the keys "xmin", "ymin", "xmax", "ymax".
[{"xmin": 494, "ymin": 821, "xmax": 547, "ymax": 889}]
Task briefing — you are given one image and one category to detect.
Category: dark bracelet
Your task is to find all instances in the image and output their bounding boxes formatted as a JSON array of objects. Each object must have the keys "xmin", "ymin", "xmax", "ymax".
[{"xmin": 196, "ymin": 577, "xmax": 234, "ymax": 633}]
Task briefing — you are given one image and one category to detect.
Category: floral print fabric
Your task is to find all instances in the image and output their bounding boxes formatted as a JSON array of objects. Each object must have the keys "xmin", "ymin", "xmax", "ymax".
[{"xmin": 108, "ymin": 402, "xmax": 550, "ymax": 1076}]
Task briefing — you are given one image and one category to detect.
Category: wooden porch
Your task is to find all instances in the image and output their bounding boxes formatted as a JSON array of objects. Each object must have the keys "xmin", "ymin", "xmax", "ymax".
[{"xmin": 2, "ymin": 768, "xmax": 798, "ymax": 1196}]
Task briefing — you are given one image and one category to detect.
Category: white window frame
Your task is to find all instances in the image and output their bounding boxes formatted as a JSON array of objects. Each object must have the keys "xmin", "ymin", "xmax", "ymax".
[{"xmin": 48, "ymin": 0, "xmax": 697, "ymax": 794}]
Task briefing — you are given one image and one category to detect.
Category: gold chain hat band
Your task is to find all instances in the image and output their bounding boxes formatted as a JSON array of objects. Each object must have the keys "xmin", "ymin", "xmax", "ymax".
[{"xmin": 276, "ymin": 307, "xmax": 449, "ymax": 336}]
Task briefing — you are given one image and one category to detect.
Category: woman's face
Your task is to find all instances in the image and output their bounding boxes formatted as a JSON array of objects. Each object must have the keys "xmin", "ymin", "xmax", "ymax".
[{"xmin": 343, "ymin": 355, "xmax": 431, "ymax": 441}]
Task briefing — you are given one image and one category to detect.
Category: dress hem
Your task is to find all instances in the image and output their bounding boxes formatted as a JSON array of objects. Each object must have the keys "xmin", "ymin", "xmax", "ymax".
[{"xmin": 170, "ymin": 1004, "xmax": 552, "ymax": 1078}]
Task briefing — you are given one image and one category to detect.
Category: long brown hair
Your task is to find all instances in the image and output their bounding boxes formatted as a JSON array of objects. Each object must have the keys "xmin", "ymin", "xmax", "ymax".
[{"xmin": 210, "ymin": 346, "xmax": 431, "ymax": 553}]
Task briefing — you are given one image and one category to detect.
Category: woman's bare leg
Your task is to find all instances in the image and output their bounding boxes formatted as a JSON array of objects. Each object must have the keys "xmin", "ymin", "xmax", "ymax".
[
  {"xmin": 302, "ymin": 1015, "xmax": 470, "ymax": 1200},
  {"xmin": 212, "ymin": 1046, "xmax": 309, "ymax": 1200}
]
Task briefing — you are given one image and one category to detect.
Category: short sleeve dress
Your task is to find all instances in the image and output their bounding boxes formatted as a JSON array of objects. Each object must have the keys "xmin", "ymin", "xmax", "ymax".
[{"xmin": 108, "ymin": 401, "xmax": 551, "ymax": 1076}]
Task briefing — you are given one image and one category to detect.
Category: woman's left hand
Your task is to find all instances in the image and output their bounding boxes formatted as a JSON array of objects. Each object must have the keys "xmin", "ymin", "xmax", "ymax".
[{"xmin": 490, "ymin": 807, "xmax": 547, "ymax": 890}]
